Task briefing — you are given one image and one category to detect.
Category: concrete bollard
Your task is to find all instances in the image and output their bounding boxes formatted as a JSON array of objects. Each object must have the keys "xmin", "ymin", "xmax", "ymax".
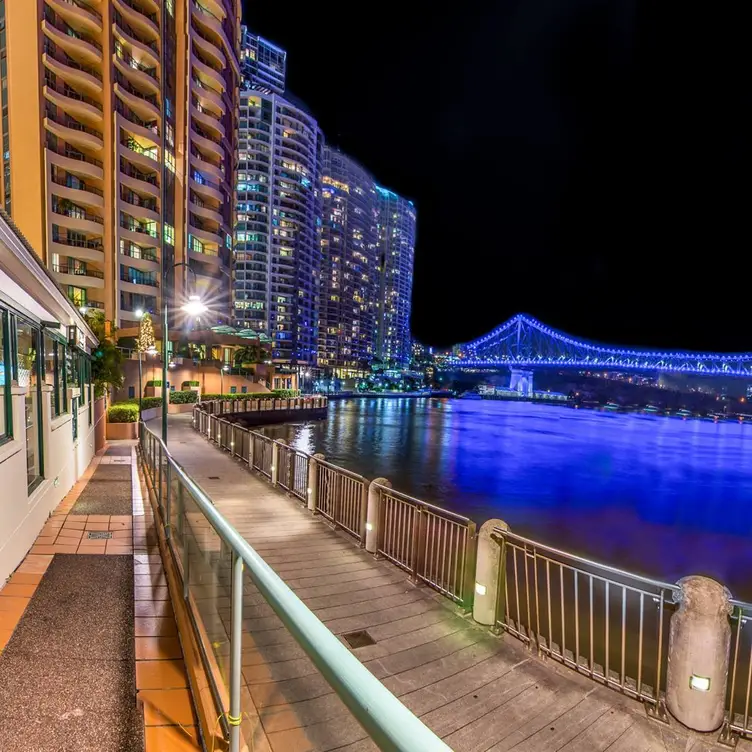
[
  {"xmin": 666, "ymin": 576, "xmax": 732, "ymax": 732},
  {"xmin": 365, "ymin": 478, "xmax": 391, "ymax": 554},
  {"xmin": 271, "ymin": 440, "xmax": 285, "ymax": 486},
  {"xmin": 472, "ymin": 519, "xmax": 509, "ymax": 627},
  {"xmin": 307, "ymin": 453, "xmax": 325, "ymax": 512}
]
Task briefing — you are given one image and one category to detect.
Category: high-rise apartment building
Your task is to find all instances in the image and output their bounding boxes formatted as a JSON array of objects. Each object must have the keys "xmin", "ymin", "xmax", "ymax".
[
  {"xmin": 318, "ymin": 148, "xmax": 379, "ymax": 374},
  {"xmin": 375, "ymin": 187, "xmax": 416, "ymax": 367},
  {"xmin": 234, "ymin": 86, "xmax": 323, "ymax": 365},
  {"xmin": 239, "ymin": 25, "xmax": 285, "ymax": 95},
  {"xmin": 0, "ymin": 0, "xmax": 239, "ymax": 330}
]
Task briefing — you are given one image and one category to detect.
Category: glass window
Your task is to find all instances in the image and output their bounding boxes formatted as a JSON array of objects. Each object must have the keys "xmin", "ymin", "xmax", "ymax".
[
  {"xmin": 57, "ymin": 342, "xmax": 67, "ymax": 416},
  {"xmin": 16, "ymin": 320, "xmax": 42, "ymax": 490},
  {"xmin": 0, "ymin": 309, "xmax": 9, "ymax": 441},
  {"xmin": 66, "ymin": 347, "xmax": 79, "ymax": 388}
]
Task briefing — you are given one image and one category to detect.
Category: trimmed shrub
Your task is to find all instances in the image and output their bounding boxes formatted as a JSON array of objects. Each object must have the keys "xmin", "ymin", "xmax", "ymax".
[
  {"xmin": 146, "ymin": 379, "xmax": 163, "ymax": 387},
  {"xmin": 141, "ymin": 396, "xmax": 163, "ymax": 409},
  {"xmin": 273, "ymin": 389, "xmax": 299, "ymax": 399},
  {"xmin": 182, "ymin": 380, "xmax": 200, "ymax": 388},
  {"xmin": 107, "ymin": 403, "xmax": 139, "ymax": 423},
  {"xmin": 169, "ymin": 390, "xmax": 198, "ymax": 404}
]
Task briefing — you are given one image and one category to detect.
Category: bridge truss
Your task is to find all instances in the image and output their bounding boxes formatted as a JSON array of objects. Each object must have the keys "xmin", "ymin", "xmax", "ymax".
[{"xmin": 447, "ymin": 314, "xmax": 752, "ymax": 377}]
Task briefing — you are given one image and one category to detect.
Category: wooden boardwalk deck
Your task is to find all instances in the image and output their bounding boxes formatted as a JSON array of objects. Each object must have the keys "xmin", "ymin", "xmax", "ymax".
[{"xmin": 156, "ymin": 414, "xmax": 749, "ymax": 752}]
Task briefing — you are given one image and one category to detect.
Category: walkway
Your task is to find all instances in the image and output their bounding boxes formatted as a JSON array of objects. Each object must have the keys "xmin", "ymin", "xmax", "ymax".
[
  {"xmin": 0, "ymin": 444, "xmax": 199, "ymax": 752},
  {"xmin": 158, "ymin": 413, "xmax": 749, "ymax": 752}
]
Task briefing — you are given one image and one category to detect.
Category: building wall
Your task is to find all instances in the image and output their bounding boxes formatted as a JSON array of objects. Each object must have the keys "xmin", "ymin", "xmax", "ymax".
[{"xmin": 0, "ymin": 0, "xmax": 239, "ymax": 331}]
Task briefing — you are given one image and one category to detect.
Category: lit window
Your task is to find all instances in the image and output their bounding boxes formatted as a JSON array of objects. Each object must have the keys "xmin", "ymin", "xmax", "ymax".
[
  {"xmin": 164, "ymin": 224, "xmax": 174, "ymax": 246},
  {"xmin": 165, "ymin": 151, "xmax": 175, "ymax": 174}
]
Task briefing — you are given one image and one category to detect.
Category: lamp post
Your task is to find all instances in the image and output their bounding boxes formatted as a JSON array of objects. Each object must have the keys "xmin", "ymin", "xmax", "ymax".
[
  {"xmin": 220, "ymin": 362, "xmax": 229, "ymax": 394},
  {"xmin": 136, "ymin": 309, "xmax": 144, "ymax": 416},
  {"xmin": 161, "ymin": 262, "xmax": 208, "ymax": 442}
]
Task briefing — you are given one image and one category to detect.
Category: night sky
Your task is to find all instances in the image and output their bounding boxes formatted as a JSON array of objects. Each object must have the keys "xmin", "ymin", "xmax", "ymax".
[{"xmin": 241, "ymin": 1, "xmax": 749, "ymax": 352}]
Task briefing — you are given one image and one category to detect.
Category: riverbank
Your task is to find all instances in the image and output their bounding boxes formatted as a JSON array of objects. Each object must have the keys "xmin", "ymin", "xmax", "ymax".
[{"xmin": 326, "ymin": 389, "xmax": 453, "ymax": 399}]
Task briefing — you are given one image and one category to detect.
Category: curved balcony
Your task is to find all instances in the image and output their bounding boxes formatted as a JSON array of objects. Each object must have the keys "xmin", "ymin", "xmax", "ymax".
[
  {"xmin": 191, "ymin": 104, "xmax": 225, "ymax": 140},
  {"xmin": 113, "ymin": 13, "xmax": 160, "ymax": 68},
  {"xmin": 42, "ymin": 14, "xmax": 102, "ymax": 66},
  {"xmin": 53, "ymin": 263, "xmax": 106, "ymax": 290},
  {"xmin": 191, "ymin": 74, "xmax": 225, "ymax": 117},
  {"xmin": 113, "ymin": 0, "xmax": 159, "ymax": 42},
  {"xmin": 45, "ymin": 110, "xmax": 104, "ymax": 152},
  {"xmin": 117, "ymin": 107, "xmax": 160, "ymax": 148},
  {"xmin": 119, "ymin": 138, "xmax": 159, "ymax": 172},
  {"xmin": 119, "ymin": 277, "xmax": 159, "ymax": 295},
  {"xmin": 52, "ymin": 202, "xmax": 104, "ymax": 234},
  {"xmin": 47, "ymin": 0, "xmax": 103, "ymax": 35},
  {"xmin": 43, "ymin": 84, "xmax": 103, "ymax": 125},
  {"xmin": 192, "ymin": 27, "xmax": 226, "ymax": 70},
  {"xmin": 114, "ymin": 50, "xmax": 159, "ymax": 94},
  {"xmin": 189, "ymin": 172, "xmax": 223, "ymax": 203},
  {"xmin": 115, "ymin": 79, "xmax": 160, "ymax": 122},
  {"xmin": 191, "ymin": 53, "xmax": 226, "ymax": 95},
  {"xmin": 47, "ymin": 145, "xmax": 104, "ymax": 181},
  {"xmin": 42, "ymin": 46, "xmax": 102, "ymax": 93},
  {"xmin": 120, "ymin": 193, "xmax": 160, "ymax": 224},
  {"xmin": 191, "ymin": 129, "xmax": 224, "ymax": 163},
  {"xmin": 120, "ymin": 160, "xmax": 159, "ymax": 198},
  {"xmin": 50, "ymin": 172, "xmax": 104, "ymax": 209},
  {"xmin": 120, "ymin": 243, "xmax": 159, "ymax": 271},
  {"xmin": 189, "ymin": 194, "xmax": 223, "ymax": 225},
  {"xmin": 119, "ymin": 214, "xmax": 158, "ymax": 246},
  {"xmin": 188, "ymin": 244, "xmax": 221, "ymax": 267},
  {"xmin": 50, "ymin": 234, "xmax": 104, "ymax": 265},
  {"xmin": 190, "ymin": 145, "xmax": 224, "ymax": 181}
]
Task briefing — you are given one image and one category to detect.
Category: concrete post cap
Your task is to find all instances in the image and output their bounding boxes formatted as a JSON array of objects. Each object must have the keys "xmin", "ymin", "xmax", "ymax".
[
  {"xmin": 674, "ymin": 576, "xmax": 733, "ymax": 617},
  {"xmin": 370, "ymin": 477, "xmax": 391, "ymax": 490},
  {"xmin": 312, "ymin": 453, "xmax": 325, "ymax": 460},
  {"xmin": 478, "ymin": 518, "xmax": 509, "ymax": 542}
]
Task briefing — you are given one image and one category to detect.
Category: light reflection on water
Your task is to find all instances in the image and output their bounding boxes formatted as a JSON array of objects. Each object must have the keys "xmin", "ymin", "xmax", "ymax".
[{"xmin": 261, "ymin": 398, "xmax": 752, "ymax": 597}]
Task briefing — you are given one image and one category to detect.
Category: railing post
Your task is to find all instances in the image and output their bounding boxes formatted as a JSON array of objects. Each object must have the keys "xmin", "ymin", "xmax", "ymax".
[
  {"xmin": 461, "ymin": 521, "xmax": 478, "ymax": 611},
  {"xmin": 410, "ymin": 506, "xmax": 428, "ymax": 585},
  {"xmin": 358, "ymin": 480, "xmax": 368, "ymax": 547},
  {"xmin": 307, "ymin": 453, "xmax": 325, "ymax": 513},
  {"xmin": 287, "ymin": 448, "xmax": 295, "ymax": 491},
  {"xmin": 228, "ymin": 552, "xmax": 244, "ymax": 752},
  {"xmin": 157, "ymin": 443, "xmax": 163, "ymax": 514},
  {"xmin": 248, "ymin": 432, "xmax": 255, "ymax": 468},
  {"xmin": 665, "ymin": 576, "xmax": 731, "ymax": 732},
  {"xmin": 366, "ymin": 478, "xmax": 390, "ymax": 554},
  {"xmin": 473, "ymin": 519, "xmax": 510, "ymax": 627},
  {"xmin": 230, "ymin": 425, "xmax": 237, "ymax": 458},
  {"xmin": 271, "ymin": 439, "xmax": 284, "ymax": 486},
  {"xmin": 164, "ymin": 463, "xmax": 171, "ymax": 540}
]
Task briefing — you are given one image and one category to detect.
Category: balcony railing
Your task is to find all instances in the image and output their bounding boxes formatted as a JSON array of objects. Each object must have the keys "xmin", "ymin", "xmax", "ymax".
[
  {"xmin": 121, "ymin": 188, "xmax": 158, "ymax": 212},
  {"xmin": 114, "ymin": 69, "xmax": 160, "ymax": 107},
  {"xmin": 43, "ymin": 7, "xmax": 103, "ymax": 51},
  {"xmin": 120, "ymin": 135, "xmax": 158, "ymax": 161},
  {"xmin": 116, "ymin": 99, "xmax": 159, "ymax": 133},
  {"xmin": 52, "ymin": 202, "xmax": 104, "ymax": 225},
  {"xmin": 116, "ymin": 0, "xmax": 158, "ymax": 25},
  {"xmin": 120, "ymin": 158, "xmax": 158, "ymax": 185},
  {"xmin": 192, "ymin": 76, "xmax": 222, "ymax": 98},
  {"xmin": 45, "ymin": 72, "xmax": 104, "ymax": 112},
  {"xmin": 113, "ymin": 10, "xmax": 159, "ymax": 53},
  {"xmin": 57, "ymin": 0, "xmax": 103, "ymax": 21},
  {"xmin": 190, "ymin": 170, "xmax": 222, "ymax": 192},
  {"xmin": 120, "ymin": 270, "xmax": 158, "ymax": 287},
  {"xmin": 52, "ymin": 232, "xmax": 103, "ymax": 251},
  {"xmin": 120, "ymin": 216, "xmax": 158, "ymax": 237},
  {"xmin": 47, "ymin": 137, "xmax": 104, "ymax": 169},
  {"xmin": 115, "ymin": 47, "xmax": 158, "ymax": 80},
  {"xmin": 51, "ymin": 169, "xmax": 104, "ymax": 197},
  {"xmin": 53, "ymin": 263, "xmax": 105, "ymax": 279},
  {"xmin": 43, "ymin": 40, "xmax": 103, "ymax": 81},
  {"xmin": 46, "ymin": 104, "xmax": 103, "ymax": 140},
  {"xmin": 79, "ymin": 299, "xmax": 104, "ymax": 309},
  {"xmin": 121, "ymin": 244, "xmax": 158, "ymax": 262}
]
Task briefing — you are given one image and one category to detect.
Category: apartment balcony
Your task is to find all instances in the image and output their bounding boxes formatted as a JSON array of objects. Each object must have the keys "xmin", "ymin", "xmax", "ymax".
[
  {"xmin": 119, "ymin": 215, "xmax": 158, "ymax": 246},
  {"xmin": 113, "ymin": 12, "xmax": 160, "ymax": 68},
  {"xmin": 120, "ymin": 191, "xmax": 160, "ymax": 224},
  {"xmin": 113, "ymin": 49, "xmax": 159, "ymax": 94},
  {"xmin": 188, "ymin": 223, "xmax": 222, "ymax": 253},
  {"xmin": 191, "ymin": 104, "xmax": 225, "ymax": 140},
  {"xmin": 189, "ymin": 172, "xmax": 223, "ymax": 203},
  {"xmin": 191, "ymin": 26, "xmax": 226, "ymax": 70},
  {"xmin": 52, "ymin": 262, "xmax": 106, "ymax": 289},
  {"xmin": 119, "ymin": 159, "xmax": 159, "ymax": 198},
  {"xmin": 42, "ymin": 11, "xmax": 102, "ymax": 66},
  {"xmin": 119, "ymin": 243, "xmax": 159, "ymax": 271},
  {"xmin": 191, "ymin": 126, "xmax": 224, "ymax": 162},
  {"xmin": 114, "ymin": 78, "xmax": 160, "ymax": 122},
  {"xmin": 191, "ymin": 53, "xmax": 226, "ymax": 98},
  {"xmin": 45, "ymin": 104, "xmax": 104, "ymax": 152},
  {"xmin": 117, "ymin": 110, "xmax": 160, "ymax": 150},
  {"xmin": 52, "ymin": 202, "xmax": 104, "ymax": 234},
  {"xmin": 190, "ymin": 1, "xmax": 234, "ymax": 66},
  {"xmin": 47, "ymin": 0, "xmax": 103, "ymax": 36},
  {"xmin": 191, "ymin": 75, "xmax": 225, "ymax": 117},
  {"xmin": 46, "ymin": 142, "xmax": 104, "ymax": 181},
  {"xmin": 189, "ymin": 194, "xmax": 223, "ymax": 225},
  {"xmin": 50, "ymin": 232, "xmax": 104, "ymax": 264},
  {"xmin": 119, "ymin": 269, "xmax": 159, "ymax": 293},
  {"xmin": 43, "ymin": 83, "xmax": 103, "ymax": 126},
  {"xmin": 42, "ymin": 44, "xmax": 103, "ymax": 93},
  {"xmin": 112, "ymin": 0, "xmax": 159, "ymax": 42},
  {"xmin": 118, "ymin": 142, "xmax": 159, "ymax": 176},
  {"xmin": 49, "ymin": 170, "xmax": 104, "ymax": 210},
  {"xmin": 190, "ymin": 147, "xmax": 224, "ymax": 182}
]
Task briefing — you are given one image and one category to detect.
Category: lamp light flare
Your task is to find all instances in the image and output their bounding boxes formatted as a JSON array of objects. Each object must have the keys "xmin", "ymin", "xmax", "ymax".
[{"xmin": 181, "ymin": 295, "xmax": 208, "ymax": 317}]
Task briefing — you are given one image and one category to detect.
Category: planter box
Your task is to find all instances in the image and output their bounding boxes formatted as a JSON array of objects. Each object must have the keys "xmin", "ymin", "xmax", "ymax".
[
  {"xmin": 144, "ymin": 386, "xmax": 163, "ymax": 398},
  {"xmin": 168, "ymin": 403, "xmax": 195, "ymax": 414},
  {"xmin": 106, "ymin": 422, "xmax": 138, "ymax": 440}
]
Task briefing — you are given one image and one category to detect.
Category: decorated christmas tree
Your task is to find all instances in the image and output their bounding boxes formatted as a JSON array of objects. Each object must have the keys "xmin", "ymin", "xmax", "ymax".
[{"xmin": 137, "ymin": 313, "xmax": 156, "ymax": 354}]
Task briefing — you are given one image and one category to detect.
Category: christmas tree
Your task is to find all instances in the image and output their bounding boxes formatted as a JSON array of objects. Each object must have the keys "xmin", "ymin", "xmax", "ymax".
[{"xmin": 137, "ymin": 313, "xmax": 156, "ymax": 354}]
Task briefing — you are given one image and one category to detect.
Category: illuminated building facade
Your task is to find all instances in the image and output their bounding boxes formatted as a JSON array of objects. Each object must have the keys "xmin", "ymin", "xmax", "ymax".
[
  {"xmin": 0, "ymin": 0, "xmax": 239, "ymax": 329},
  {"xmin": 376, "ymin": 187, "xmax": 416, "ymax": 368},
  {"xmin": 239, "ymin": 25, "xmax": 285, "ymax": 95},
  {"xmin": 318, "ymin": 148, "xmax": 380, "ymax": 374},
  {"xmin": 234, "ymin": 86, "xmax": 323, "ymax": 365}
]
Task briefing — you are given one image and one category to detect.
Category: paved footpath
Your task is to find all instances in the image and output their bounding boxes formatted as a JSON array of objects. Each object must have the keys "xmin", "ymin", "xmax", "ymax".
[{"xmin": 154, "ymin": 414, "xmax": 749, "ymax": 752}]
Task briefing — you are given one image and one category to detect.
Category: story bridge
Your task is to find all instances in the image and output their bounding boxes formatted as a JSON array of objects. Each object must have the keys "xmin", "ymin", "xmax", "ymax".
[{"xmin": 445, "ymin": 314, "xmax": 752, "ymax": 394}]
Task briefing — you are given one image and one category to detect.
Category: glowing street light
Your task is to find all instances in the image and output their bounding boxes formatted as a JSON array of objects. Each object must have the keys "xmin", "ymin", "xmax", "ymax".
[{"xmin": 181, "ymin": 294, "xmax": 208, "ymax": 317}]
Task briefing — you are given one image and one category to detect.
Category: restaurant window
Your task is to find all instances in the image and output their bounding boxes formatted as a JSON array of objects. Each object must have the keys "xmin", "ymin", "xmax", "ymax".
[
  {"xmin": 0, "ymin": 308, "xmax": 10, "ymax": 442},
  {"xmin": 16, "ymin": 319, "xmax": 42, "ymax": 490}
]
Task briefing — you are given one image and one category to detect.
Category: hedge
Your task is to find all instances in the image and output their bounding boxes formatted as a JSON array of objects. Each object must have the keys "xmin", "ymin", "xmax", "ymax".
[
  {"xmin": 169, "ymin": 390, "xmax": 198, "ymax": 404},
  {"xmin": 107, "ymin": 403, "xmax": 140, "ymax": 423},
  {"xmin": 182, "ymin": 380, "xmax": 200, "ymax": 388},
  {"xmin": 146, "ymin": 380, "xmax": 163, "ymax": 387},
  {"xmin": 200, "ymin": 392, "xmax": 297, "ymax": 401},
  {"xmin": 121, "ymin": 396, "xmax": 162, "ymax": 409}
]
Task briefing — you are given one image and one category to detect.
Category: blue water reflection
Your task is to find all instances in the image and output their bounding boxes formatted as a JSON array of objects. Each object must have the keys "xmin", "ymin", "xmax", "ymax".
[{"xmin": 262, "ymin": 399, "xmax": 752, "ymax": 597}]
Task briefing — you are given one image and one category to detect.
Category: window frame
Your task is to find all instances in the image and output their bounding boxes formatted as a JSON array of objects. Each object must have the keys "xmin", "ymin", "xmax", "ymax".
[{"xmin": 0, "ymin": 307, "xmax": 11, "ymax": 445}]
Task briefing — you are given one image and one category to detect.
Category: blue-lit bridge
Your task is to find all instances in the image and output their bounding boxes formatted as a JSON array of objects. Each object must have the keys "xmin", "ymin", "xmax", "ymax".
[{"xmin": 447, "ymin": 314, "xmax": 752, "ymax": 377}]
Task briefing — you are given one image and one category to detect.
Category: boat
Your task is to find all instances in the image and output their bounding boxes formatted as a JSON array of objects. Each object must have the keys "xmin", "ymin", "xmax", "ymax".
[{"xmin": 459, "ymin": 391, "xmax": 482, "ymax": 400}]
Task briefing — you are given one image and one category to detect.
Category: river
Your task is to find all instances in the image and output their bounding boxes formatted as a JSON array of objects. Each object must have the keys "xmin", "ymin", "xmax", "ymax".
[{"xmin": 259, "ymin": 398, "xmax": 752, "ymax": 599}]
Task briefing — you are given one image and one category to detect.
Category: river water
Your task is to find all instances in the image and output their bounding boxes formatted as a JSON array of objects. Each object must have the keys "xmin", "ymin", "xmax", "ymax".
[{"xmin": 260, "ymin": 398, "xmax": 752, "ymax": 598}]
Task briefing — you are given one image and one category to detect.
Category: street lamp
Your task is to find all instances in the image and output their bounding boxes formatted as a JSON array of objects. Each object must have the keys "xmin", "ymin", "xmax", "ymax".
[
  {"xmin": 161, "ymin": 263, "xmax": 208, "ymax": 441},
  {"xmin": 220, "ymin": 362, "xmax": 230, "ymax": 395}
]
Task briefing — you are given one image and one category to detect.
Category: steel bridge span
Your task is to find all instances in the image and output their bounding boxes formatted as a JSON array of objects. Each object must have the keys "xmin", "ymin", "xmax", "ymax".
[{"xmin": 447, "ymin": 314, "xmax": 752, "ymax": 377}]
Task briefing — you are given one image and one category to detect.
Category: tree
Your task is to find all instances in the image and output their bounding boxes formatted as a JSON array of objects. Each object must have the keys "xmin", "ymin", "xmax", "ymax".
[
  {"xmin": 86, "ymin": 311, "xmax": 124, "ymax": 397},
  {"xmin": 137, "ymin": 312, "xmax": 156, "ymax": 353},
  {"xmin": 233, "ymin": 342, "xmax": 268, "ymax": 366}
]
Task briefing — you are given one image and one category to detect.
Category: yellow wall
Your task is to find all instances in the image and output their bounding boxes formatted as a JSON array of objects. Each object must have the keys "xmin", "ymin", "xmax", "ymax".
[{"xmin": 5, "ymin": 0, "xmax": 45, "ymax": 259}]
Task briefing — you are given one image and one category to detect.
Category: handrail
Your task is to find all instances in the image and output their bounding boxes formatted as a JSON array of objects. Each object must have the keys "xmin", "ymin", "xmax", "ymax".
[
  {"xmin": 139, "ymin": 420, "xmax": 451, "ymax": 752},
  {"xmin": 375, "ymin": 482, "xmax": 475, "ymax": 526}
]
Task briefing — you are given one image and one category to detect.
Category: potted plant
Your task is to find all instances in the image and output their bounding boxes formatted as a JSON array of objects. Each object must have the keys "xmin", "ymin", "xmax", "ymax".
[
  {"xmin": 105, "ymin": 402, "xmax": 140, "ymax": 440},
  {"xmin": 144, "ymin": 379, "xmax": 163, "ymax": 398}
]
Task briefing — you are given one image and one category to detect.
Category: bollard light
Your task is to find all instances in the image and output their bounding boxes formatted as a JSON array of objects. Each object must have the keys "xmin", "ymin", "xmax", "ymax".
[
  {"xmin": 475, "ymin": 582, "xmax": 487, "ymax": 596},
  {"xmin": 365, "ymin": 523, "xmax": 373, "ymax": 532},
  {"xmin": 690, "ymin": 675, "xmax": 711, "ymax": 692}
]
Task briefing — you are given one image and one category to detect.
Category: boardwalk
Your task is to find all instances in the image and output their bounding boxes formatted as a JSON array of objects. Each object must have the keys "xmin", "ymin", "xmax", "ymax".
[{"xmin": 156, "ymin": 414, "xmax": 748, "ymax": 752}]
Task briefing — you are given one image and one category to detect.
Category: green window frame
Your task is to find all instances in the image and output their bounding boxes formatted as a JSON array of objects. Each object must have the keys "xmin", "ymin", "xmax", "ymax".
[{"xmin": 0, "ymin": 307, "xmax": 11, "ymax": 444}]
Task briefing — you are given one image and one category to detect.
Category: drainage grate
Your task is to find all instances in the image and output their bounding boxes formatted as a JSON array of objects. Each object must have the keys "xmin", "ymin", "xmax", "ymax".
[
  {"xmin": 342, "ymin": 630, "xmax": 376, "ymax": 649},
  {"xmin": 208, "ymin": 476, "xmax": 220, "ymax": 480},
  {"xmin": 87, "ymin": 531, "xmax": 113, "ymax": 540}
]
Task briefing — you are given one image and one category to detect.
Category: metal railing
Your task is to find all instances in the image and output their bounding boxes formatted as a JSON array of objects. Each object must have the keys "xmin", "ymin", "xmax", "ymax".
[
  {"xmin": 375, "ymin": 485, "xmax": 477, "ymax": 607},
  {"xmin": 492, "ymin": 527, "xmax": 679, "ymax": 709},
  {"xmin": 138, "ymin": 422, "xmax": 451, "ymax": 752},
  {"xmin": 191, "ymin": 402, "xmax": 478, "ymax": 609},
  {"xmin": 726, "ymin": 599, "xmax": 752, "ymax": 739}
]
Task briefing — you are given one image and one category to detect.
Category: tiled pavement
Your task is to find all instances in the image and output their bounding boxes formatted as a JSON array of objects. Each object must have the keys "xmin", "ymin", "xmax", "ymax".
[{"xmin": 0, "ymin": 443, "xmax": 201, "ymax": 752}]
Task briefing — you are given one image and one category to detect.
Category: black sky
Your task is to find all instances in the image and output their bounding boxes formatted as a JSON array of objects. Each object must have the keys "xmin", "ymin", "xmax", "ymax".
[{"xmin": 241, "ymin": 1, "xmax": 750, "ymax": 352}]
